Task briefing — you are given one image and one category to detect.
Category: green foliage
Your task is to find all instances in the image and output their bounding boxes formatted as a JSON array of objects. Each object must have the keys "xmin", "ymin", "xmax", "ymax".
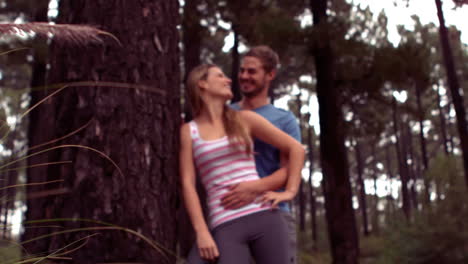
[
  {"xmin": 377, "ymin": 155, "xmax": 468, "ymax": 264},
  {"xmin": 299, "ymin": 250, "xmax": 331, "ymax": 264},
  {"xmin": 360, "ymin": 235, "xmax": 387, "ymax": 262},
  {"xmin": 0, "ymin": 243, "xmax": 22, "ymax": 263}
]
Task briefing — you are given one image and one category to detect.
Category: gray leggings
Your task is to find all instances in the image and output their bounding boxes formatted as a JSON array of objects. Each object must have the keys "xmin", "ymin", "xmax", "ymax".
[{"xmin": 187, "ymin": 210, "xmax": 289, "ymax": 264}]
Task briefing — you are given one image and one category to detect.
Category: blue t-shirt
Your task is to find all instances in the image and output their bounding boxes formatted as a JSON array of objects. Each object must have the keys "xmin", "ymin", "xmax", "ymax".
[{"xmin": 230, "ymin": 103, "xmax": 301, "ymax": 212}]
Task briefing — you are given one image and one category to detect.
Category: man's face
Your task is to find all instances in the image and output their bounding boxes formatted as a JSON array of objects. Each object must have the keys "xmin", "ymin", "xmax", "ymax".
[{"xmin": 238, "ymin": 56, "xmax": 270, "ymax": 98}]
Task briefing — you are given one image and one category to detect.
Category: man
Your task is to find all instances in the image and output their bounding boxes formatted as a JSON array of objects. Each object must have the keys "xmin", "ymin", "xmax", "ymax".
[{"xmin": 221, "ymin": 45, "xmax": 301, "ymax": 264}]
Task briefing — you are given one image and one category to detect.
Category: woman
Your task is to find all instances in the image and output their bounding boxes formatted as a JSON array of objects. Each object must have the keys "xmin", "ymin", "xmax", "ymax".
[{"xmin": 180, "ymin": 64, "xmax": 305, "ymax": 264}]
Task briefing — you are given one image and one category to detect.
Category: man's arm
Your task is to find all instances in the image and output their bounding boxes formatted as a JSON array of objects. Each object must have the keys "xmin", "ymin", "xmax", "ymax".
[{"xmin": 220, "ymin": 162, "xmax": 287, "ymax": 209}]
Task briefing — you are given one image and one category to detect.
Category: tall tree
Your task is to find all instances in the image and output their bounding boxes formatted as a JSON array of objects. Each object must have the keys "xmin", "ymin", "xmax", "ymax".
[
  {"xmin": 354, "ymin": 139, "xmax": 370, "ymax": 236},
  {"xmin": 434, "ymin": 0, "xmax": 468, "ymax": 188},
  {"xmin": 392, "ymin": 99, "xmax": 412, "ymax": 220},
  {"xmin": 307, "ymin": 124, "xmax": 318, "ymax": 250},
  {"xmin": 230, "ymin": 25, "xmax": 241, "ymax": 102},
  {"xmin": 294, "ymin": 93, "xmax": 307, "ymax": 232},
  {"xmin": 436, "ymin": 85, "xmax": 450, "ymax": 155},
  {"xmin": 310, "ymin": 0, "xmax": 359, "ymax": 263},
  {"xmin": 182, "ymin": 0, "xmax": 203, "ymax": 121},
  {"xmin": 23, "ymin": 1, "xmax": 180, "ymax": 263}
]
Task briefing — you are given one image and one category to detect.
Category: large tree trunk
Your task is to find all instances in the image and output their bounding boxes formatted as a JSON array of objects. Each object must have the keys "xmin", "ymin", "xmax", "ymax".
[
  {"xmin": 354, "ymin": 140, "xmax": 369, "ymax": 236},
  {"xmin": 23, "ymin": 1, "xmax": 180, "ymax": 263},
  {"xmin": 310, "ymin": 0, "xmax": 359, "ymax": 262},
  {"xmin": 435, "ymin": 0, "xmax": 468, "ymax": 188}
]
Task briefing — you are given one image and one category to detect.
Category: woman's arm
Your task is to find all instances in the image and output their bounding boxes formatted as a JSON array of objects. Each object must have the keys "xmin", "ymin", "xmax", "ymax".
[
  {"xmin": 179, "ymin": 123, "xmax": 219, "ymax": 261},
  {"xmin": 240, "ymin": 111, "xmax": 305, "ymax": 206}
]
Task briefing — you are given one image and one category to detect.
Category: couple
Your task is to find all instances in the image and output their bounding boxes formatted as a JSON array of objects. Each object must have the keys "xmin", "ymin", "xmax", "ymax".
[{"xmin": 180, "ymin": 46, "xmax": 305, "ymax": 264}]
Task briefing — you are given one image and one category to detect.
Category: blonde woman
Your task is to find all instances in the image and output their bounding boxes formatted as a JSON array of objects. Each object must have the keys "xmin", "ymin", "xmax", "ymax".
[{"xmin": 180, "ymin": 64, "xmax": 305, "ymax": 264}]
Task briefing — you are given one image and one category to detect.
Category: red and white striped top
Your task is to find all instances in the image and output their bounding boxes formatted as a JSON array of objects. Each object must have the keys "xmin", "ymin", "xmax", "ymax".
[{"xmin": 189, "ymin": 121, "xmax": 269, "ymax": 229}]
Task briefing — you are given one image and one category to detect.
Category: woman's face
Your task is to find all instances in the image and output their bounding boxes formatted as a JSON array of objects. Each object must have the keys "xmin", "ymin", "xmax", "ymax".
[{"xmin": 200, "ymin": 67, "xmax": 233, "ymax": 100}]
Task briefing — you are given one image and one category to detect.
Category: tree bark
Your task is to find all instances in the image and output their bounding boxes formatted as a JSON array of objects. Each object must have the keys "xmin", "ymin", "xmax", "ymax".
[
  {"xmin": 310, "ymin": 0, "xmax": 359, "ymax": 262},
  {"xmin": 435, "ymin": 0, "xmax": 468, "ymax": 188},
  {"xmin": 23, "ymin": 1, "xmax": 180, "ymax": 263}
]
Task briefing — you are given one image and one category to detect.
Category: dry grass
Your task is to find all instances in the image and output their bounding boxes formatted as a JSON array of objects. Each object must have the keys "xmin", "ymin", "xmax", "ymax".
[{"xmin": 0, "ymin": 22, "xmax": 119, "ymax": 45}]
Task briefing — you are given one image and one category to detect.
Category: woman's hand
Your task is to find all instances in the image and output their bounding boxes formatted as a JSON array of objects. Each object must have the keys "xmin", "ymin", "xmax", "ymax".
[
  {"xmin": 196, "ymin": 231, "xmax": 219, "ymax": 261},
  {"xmin": 261, "ymin": 190, "xmax": 296, "ymax": 208}
]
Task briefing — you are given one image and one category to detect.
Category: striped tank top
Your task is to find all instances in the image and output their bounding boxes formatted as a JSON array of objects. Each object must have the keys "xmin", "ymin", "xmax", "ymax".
[{"xmin": 189, "ymin": 121, "xmax": 269, "ymax": 229}]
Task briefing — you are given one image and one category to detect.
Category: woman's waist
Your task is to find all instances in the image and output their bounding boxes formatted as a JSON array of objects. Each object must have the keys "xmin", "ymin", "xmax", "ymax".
[
  {"xmin": 204, "ymin": 173, "xmax": 260, "ymax": 196},
  {"xmin": 207, "ymin": 201, "xmax": 271, "ymax": 229}
]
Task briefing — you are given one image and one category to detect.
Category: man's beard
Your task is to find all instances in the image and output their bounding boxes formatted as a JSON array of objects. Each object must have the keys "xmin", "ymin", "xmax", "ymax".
[{"xmin": 241, "ymin": 81, "xmax": 266, "ymax": 98}]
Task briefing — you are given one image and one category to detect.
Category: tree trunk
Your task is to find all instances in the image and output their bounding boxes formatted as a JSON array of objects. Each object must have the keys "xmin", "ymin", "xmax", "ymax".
[
  {"xmin": 310, "ymin": 0, "xmax": 359, "ymax": 262},
  {"xmin": 404, "ymin": 121, "xmax": 419, "ymax": 210},
  {"xmin": 370, "ymin": 144, "xmax": 379, "ymax": 234},
  {"xmin": 23, "ymin": 1, "xmax": 180, "ymax": 263},
  {"xmin": 231, "ymin": 25, "xmax": 241, "ymax": 103},
  {"xmin": 436, "ymin": 85, "xmax": 450, "ymax": 155},
  {"xmin": 22, "ymin": 0, "xmax": 52, "ymax": 244},
  {"xmin": 179, "ymin": 0, "xmax": 203, "ymax": 256},
  {"xmin": 385, "ymin": 145, "xmax": 396, "ymax": 218},
  {"xmin": 447, "ymin": 103, "xmax": 455, "ymax": 154},
  {"xmin": 392, "ymin": 99, "xmax": 412, "ymax": 220},
  {"xmin": 435, "ymin": 0, "xmax": 468, "ymax": 188},
  {"xmin": 414, "ymin": 81, "xmax": 431, "ymax": 204},
  {"xmin": 354, "ymin": 140, "xmax": 369, "ymax": 236},
  {"xmin": 295, "ymin": 94, "xmax": 306, "ymax": 232},
  {"xmin": 307, "ymin": 126, "xmax": 318, "ymax": 250},
  {"xmin": 182, "ymin": 0, "xmax": 202, "ymax": 122},
  {"xmin": 371, "ymin": 141, "xmax": 380, "ymax": 235},
  {"xmin": 415, "ymin": 81, "xmax": 429, "ymax": 170}
]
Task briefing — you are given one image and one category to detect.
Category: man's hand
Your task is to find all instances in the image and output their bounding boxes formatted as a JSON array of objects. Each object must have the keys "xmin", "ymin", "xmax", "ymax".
[{"xmin": 220, "ymin": 180, "xmax": 261, "ymax": 209}]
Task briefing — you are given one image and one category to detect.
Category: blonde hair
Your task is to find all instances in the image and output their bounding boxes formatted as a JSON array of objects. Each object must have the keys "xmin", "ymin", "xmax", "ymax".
[{"xmin": 186, "ymin": 64, "xmax": 252, "ymax": 153}]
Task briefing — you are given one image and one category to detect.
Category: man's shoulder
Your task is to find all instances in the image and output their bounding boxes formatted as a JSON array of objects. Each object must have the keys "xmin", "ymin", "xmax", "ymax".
[{"xmin": 260, "ymin": 104, "xmax": 297, "ymax": 122}]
